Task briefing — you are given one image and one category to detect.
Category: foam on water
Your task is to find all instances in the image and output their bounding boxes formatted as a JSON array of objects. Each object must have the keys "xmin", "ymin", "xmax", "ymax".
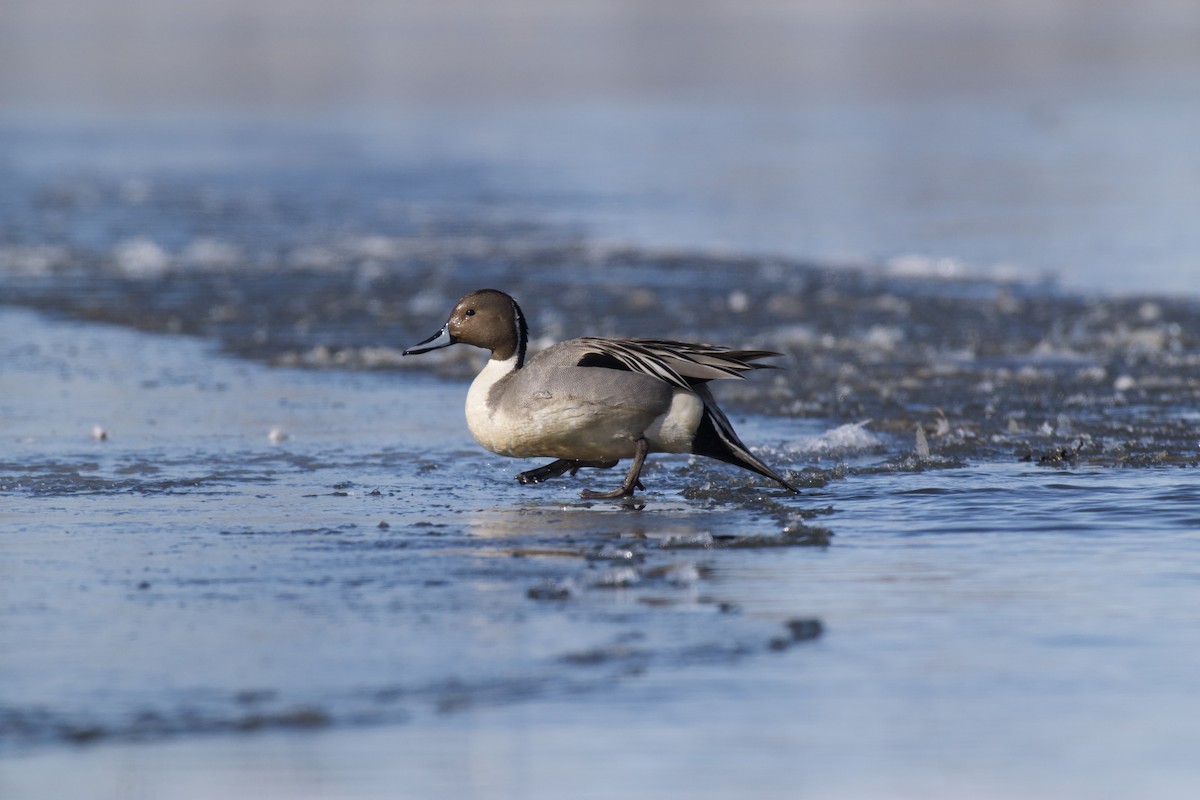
[{"xmin": 784, "ymin": 421, "xmax": 885, "ymax": 458}]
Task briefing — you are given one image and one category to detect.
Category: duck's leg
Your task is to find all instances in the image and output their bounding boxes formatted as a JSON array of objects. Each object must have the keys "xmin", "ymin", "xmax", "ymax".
[
  {"xmin": 581, "ymin": 438, "xmax": 648, "ymax": 499},
  {"xmin": 517, "ymin": 459, "xmax": 618, "ymax": 485}
]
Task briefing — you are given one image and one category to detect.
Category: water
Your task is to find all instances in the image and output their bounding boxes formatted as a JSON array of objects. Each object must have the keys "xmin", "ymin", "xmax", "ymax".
[
  {"xmin": 4, "ymin": 3, "xmax": 1200, "ymax": 795},
  {"xmin": 5, "ymin": 217, "xmax": 1200, "ymax": 798},
  {"xmin": 3, "ymin": 298, "xmax": 1200, "ymax": 798}
]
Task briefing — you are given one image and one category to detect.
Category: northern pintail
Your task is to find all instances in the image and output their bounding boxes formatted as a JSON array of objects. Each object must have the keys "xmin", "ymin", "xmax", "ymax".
[{"xmin": 403, "ymin": 289, "xmax": 798, "ymax": 498}]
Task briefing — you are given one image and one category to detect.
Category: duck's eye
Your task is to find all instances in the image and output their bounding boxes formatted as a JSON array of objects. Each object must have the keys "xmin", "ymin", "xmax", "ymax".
[{"xmin": 465, "ymin": 308, "xmax": 475, "ymax": 317}]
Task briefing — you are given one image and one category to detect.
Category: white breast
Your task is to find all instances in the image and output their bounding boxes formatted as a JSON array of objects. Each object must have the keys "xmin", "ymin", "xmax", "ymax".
[{"xmin": 465, "ymin": 354, "xmax": 520, "ymax": 454}]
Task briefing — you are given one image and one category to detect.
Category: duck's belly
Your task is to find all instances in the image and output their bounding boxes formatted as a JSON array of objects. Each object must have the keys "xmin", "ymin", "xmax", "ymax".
[
  {"xmin": 467, "ymin": 390, "xmax": 702, "ymax": 460},
  {"xmin": 467, "ymin": 400, "xmax": 640, "ymax": 460}
]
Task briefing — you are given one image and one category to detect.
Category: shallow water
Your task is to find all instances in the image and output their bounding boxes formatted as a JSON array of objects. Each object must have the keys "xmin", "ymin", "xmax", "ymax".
[{"xmin": 4, "ymin": 303, "xmax": 1200, "ymax": 799}]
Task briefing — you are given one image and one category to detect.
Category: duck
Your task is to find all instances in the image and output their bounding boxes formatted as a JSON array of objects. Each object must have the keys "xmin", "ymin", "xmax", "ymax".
[{"xmin": 403, "ymin": 289, "xmax": 798, "ymax": 499}]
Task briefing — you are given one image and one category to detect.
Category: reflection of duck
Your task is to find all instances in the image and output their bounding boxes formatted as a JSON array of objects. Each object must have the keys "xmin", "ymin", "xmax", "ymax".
[{"xmin": 404, "ymin": 290, "xmax": 797, "ymax": 499}]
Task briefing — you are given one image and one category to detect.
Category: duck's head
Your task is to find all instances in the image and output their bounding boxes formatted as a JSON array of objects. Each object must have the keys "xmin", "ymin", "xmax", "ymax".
[{"xmin": 403, "ymin": 289, "xmax": 527, "ymax": 364}]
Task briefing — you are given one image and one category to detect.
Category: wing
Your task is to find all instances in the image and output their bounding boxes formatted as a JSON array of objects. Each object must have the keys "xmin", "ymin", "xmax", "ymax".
[{"xmin": 573, "ymin": 337, "xmax": 781, "ymax": 391}]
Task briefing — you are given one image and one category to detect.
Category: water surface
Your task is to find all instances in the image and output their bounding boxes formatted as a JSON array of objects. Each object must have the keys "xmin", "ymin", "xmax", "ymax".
[{"xmin": 3, "ymin": 302, "xmax": 1200, "ymax": 799}]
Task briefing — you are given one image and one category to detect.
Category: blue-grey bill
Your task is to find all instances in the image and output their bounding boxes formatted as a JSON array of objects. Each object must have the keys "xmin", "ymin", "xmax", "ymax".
[{"xmin": 403, "ymin": 326, "xmax": 455, "ymax": 355}]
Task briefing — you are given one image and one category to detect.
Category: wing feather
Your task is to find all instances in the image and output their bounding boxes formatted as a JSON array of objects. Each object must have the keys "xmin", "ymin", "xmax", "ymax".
[{"xmin": 574, "ymin": 337, "xmax": 781, "ymax": 389}]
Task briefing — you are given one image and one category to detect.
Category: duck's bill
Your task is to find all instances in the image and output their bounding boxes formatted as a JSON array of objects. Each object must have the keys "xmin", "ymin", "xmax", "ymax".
[{"xmin": 403, "ymin": 326, "xmax": 455, "ymax": 355}]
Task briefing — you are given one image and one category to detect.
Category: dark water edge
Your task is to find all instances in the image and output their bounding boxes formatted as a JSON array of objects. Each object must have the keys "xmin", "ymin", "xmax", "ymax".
[{"xmin": 7, "ymin": 237, "xmax": 1200, "ymax": 470}]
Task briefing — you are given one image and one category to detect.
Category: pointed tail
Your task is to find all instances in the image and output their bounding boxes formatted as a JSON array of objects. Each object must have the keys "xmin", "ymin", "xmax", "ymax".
[{"xmin": 691, "ymin": 386, "xmax": 799, "ymax": 492}]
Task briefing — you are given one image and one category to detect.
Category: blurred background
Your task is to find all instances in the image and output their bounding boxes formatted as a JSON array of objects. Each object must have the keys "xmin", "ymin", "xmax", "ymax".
[
  {"xmin": 3, "ymin": 0, "xmax": 1196, "ymax": 111},
  {"xmin": 2, "ymin": 0, "xmax": 1199, "ymax": 292}
]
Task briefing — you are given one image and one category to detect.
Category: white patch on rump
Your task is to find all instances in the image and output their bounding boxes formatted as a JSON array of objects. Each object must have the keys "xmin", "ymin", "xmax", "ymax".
[{"xmin": 645, "ymin": 390, "xmax": 703, "ymax": 453}]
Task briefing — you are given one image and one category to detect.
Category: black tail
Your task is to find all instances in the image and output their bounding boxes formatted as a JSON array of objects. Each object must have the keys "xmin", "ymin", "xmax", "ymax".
[{"xmin": 690, "ymin": 386, "xmax": 798, "ymax": 492}]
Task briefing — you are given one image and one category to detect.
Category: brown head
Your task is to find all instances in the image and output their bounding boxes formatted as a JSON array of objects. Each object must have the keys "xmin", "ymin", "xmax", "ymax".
[{"xmin": 403, "ymin": 289, "xmax": 528, "ymax": 364}]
